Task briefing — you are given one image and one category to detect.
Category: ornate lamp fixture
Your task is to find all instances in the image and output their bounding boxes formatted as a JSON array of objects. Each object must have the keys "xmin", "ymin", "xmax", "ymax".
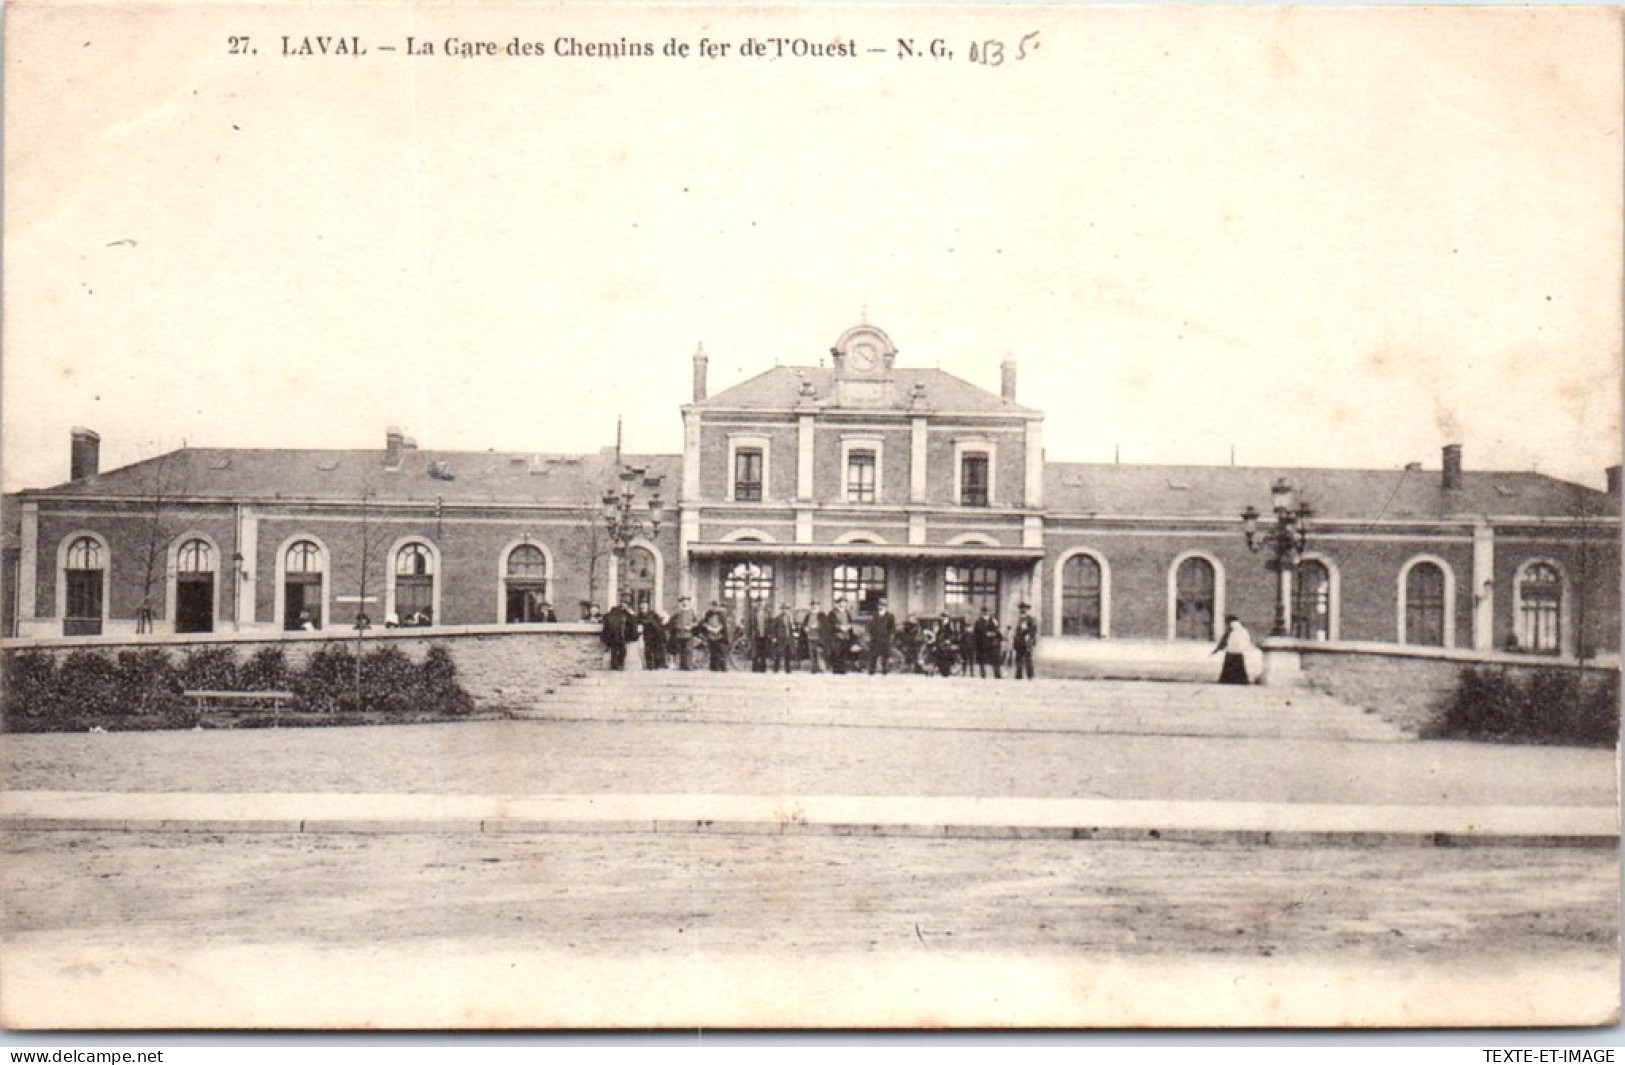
[
  {"xmin": 601, "ymin": 464, "xmax": 665, "ymax": 599},
  {"xmin": 1240, "ymin": 477, "xmax": 1313, "ymax": 637}
]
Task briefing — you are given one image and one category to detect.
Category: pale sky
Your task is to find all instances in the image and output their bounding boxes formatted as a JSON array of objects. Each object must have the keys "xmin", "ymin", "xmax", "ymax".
[{"xmin": 5, "ymin": 3, "xmax": 1621, "ymax": 492}]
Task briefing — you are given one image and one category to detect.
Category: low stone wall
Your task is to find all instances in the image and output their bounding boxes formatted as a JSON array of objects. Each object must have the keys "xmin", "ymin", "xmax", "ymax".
[
  {"xmin": 0, "ymin": 624, "xmax": 606, "ymax": 713},
  {"xmin": 1263, "ymin": 640, "xmax": 1620, "ymax": 736},
  {"xmin": 1037, "ymin": 638, "xmax": 1262, "ymax": 684}
]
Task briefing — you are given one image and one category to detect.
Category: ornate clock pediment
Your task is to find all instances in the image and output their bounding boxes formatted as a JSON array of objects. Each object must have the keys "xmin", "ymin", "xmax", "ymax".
[{"xmin": 831, "ymin": 323, "xmax": 898, "ymax": 379}]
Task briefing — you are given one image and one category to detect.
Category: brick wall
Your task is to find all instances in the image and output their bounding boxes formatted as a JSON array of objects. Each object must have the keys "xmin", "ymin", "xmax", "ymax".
[
  {"xmin": 1, "ymin": 625, "xmax": 607, "ymax": 713},
  {"xmin": 1042, "ymin": 526, "xmax": 1479, "ymax": 644},
  {"xmin": 28, "ymin": 505, "xmax": 681, "ymax": 636}
]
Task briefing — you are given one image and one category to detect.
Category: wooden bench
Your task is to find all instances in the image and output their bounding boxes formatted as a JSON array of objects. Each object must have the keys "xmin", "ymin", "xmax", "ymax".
[{"xmin": 183, "ymin": 689, "xmax": 295, "ymax": 726}]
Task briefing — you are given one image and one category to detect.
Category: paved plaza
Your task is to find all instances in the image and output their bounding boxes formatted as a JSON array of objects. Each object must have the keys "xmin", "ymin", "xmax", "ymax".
[{"xmin": 2, "ymin": 673, "xmax": 1618, "ymax": 1028}]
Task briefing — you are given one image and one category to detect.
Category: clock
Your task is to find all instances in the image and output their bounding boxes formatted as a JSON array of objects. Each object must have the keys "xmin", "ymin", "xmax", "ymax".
[{"xmin": 849, "ymin": 341, "xmax": 879, "ymax": 373}]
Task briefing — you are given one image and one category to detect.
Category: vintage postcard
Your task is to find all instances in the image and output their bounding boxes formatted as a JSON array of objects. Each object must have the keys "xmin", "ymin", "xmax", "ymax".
[{"xmin": 2, "ymin": 1, "xmax": 1620, "ymax": 1031}]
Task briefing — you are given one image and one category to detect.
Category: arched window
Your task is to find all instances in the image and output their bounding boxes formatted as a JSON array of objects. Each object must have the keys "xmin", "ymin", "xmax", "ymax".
[
  {"xmin": 625, "ymin": 545, "xmax": 657, "ymax": 612},
  {"xmin": 1061, "ymin": 555, "xmax": 1103, "ymax": 637},
  {"xmin": 63, "ymin": 536, "xmax": 104, "ymax": 636},
  {"xmin": 722, "ymin": 560, "xmax": 775, "ymax": 606},
  {"xmin": 283, "ymin": 540, "xmax": 325, "ymax": 630},
  {"xmin": 1173, "ymin": 557, "xmax": 1216, "ymax": 640},
  {"xmin": 1515, "ymin": 561, "xmax": 1563, "ymax": 655},
  {"xmin": 832, "ymin": 563, "xmax": 887, "ymax": 615},
  {"xmin": 944, "ymin": 564, "xmax": 1000, "ymax": 616},
  {"xmin": 1403, "ymin": 562, "xmax": 1447, "ymax": 647},
  {"xmin": 1293, "ymin": 559, "xmax": 1332, "ymax": 642},
  {"xmin": 505, "ymin": 544, "xmax": 550, "ymax": 623},
  {"xmin": 393, "ymin": 543, "xmax": 435, "ymax": 626},
  {"xmin": 174, "ymin": 538, "xmax": 216, "ymax": 634}
]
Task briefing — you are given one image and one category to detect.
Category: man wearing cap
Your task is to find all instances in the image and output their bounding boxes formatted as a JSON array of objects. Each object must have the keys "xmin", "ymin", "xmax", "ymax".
[
  {"xmin": 973, "ymin": 605, "xmax": 1004, "ymax": 679},
  {"xmin": 805, "ymin": 599, "xmax": 828, "ymax": 673},
  {"xmin": 1012, "ymin": 601, "xmax": 1038, "ymax": 680},
  {"xmin": 600, "ymin": 595, "xmax": 639, "ymax": 671},
  {"xmin": 767, "ymin": 602, "xmax": 794, "ymax": 673},
  {"xmin": 829, "ymin": 596, "xmax": 854, "ymax": 675},
  {"xmin": 667, "ymin": 596, "xmax": 697, "ymax": 671},
  {"xmin": 866, "ymin": 597, "xmax": 897, "ymax": 675}
]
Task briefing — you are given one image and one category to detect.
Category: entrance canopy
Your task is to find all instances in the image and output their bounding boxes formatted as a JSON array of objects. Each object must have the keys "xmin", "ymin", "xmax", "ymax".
[{"xmin": 687, "ymin": 541, "xmax": 1043, "ymax": 563}]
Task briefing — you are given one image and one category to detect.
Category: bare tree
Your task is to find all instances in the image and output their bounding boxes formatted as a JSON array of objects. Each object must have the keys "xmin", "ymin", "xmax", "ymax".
[
  {"xmin": 128, "ymin": 451, "xmax": 190, "ymax": 634},
  {"xmin": 576, "ymin": 494, "xmax": 612, "ymax": 615},
  {"xmin": 1566, "ymin": 483, "xmax": 1609, "ymax": 666},
  {"xmin": 349, "ymin": 486, "xmax": 395, "ymax": 708}
]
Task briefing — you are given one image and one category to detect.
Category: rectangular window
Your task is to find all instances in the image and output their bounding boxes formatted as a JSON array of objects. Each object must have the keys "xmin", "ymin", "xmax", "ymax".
[
  {"xmin": 846, "ymin": 450, "xmax": 877, "ymax": 503},
  {"xmin": 734, "ymin": 449, "xmax": 763, "ymax": 502},
  {"xmin": 832, "ymin": 564, "xmax": 887, "ymax": 615},
  {"xmin": 944, "ymin": 565, "xmax": 1000, "ymax": 614},
  {"xmin": 723, "ymin": 561, "xmax": 775, "ymax": 603},
  {"xmin": 64, "ymin": 570, "xmax": 103, "ymax": 636},
  {"xmin": 960, "ymin": 454, "xmax": 990, "ymax": 507}
]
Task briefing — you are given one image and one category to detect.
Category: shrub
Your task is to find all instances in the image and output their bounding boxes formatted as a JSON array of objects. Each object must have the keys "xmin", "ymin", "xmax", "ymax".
[
  {"xmin": 179, "ymin": 647, "xmax": 241, "ymax": 692},
  {"xmin": 2, "ymin": 650, "xmax": 61, "ymax": 725},
  {"xmin": 240, "ymin": 646, "xmax": 289, "ymax": 692},
  {"xmin": 361, "ymin": 645, "xmax": 419, "ymax": 715},
  {"xmin": 421, "ymin": 644, "xmax": 476, "ymax": 716},
  {"xmin": 5, "ymin": 640, "xmax": 477, "ymax": 731},
  {"xmin": 115, "ymin": 649, "xmax": 185, "ymax": 718},
  {"xmin": 293, "ymin": 645, "xmax": 358, "ymax": 714},
  {"xmin": 56, "ymin": 649, "xmax": 122, "ymax": 718},
  {"xmin": 1430, "ymin": 665, "xmax": 1617, "ymax": 748},
  {"xmin": 289, "ymin": 643, "xmax": 476, "ymax": 716}
]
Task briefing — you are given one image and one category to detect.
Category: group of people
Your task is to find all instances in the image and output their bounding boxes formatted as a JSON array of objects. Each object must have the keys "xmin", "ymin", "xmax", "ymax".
[{"xmin": 600, "ymin": 594, "xmax": 1040, "ymax": 678}]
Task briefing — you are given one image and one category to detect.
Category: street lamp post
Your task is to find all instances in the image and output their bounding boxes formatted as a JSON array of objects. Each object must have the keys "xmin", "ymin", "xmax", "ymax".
[
  {"xmin": 601, "ymin": 464, "xmax": 665, "ymax": 606},
  {"xmin": 1240, "ymin": 478, "xmax": 1312, "ymax": 638}
]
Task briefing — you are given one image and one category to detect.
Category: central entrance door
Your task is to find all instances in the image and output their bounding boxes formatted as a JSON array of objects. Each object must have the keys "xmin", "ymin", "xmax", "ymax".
[{"xmin": 831, "ymin": 563, "xmax": 887, "ymax": 615}]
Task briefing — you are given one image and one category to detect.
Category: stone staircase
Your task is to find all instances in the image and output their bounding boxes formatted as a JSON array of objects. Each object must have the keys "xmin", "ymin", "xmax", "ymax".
[{"xmin": 515, "ymin": 670, "xmax": 1411, "ymax": 743}]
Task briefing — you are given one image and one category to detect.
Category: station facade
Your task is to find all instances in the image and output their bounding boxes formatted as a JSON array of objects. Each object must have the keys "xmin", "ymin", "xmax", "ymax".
[{"xmin": 4, "ymin": 321, "xmax": 1619, "ymax": 659}]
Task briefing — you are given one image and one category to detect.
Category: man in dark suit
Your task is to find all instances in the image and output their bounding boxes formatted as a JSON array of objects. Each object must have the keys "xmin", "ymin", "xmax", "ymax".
[
  {"xmin": 1012, "ymin": 601, "xmax": 1038, "ymax": 680},
  {"xmin": 805, "ymin": 599, "xmax": 828, "ymax": 673},
  {"xmin": 667, "ymin": 596, "xmax": 698, "ymax": 671},
  {"xmin": 639, "ymin": 605, "xmax": 667, "ymax": 670},
  {"xmin": 829, "ymin": 597, "xmax": 854, "ymax": 674},
  {"xmin": 867, "ymin": 598, "xmax": 897, "ymax": 675},
  {"xmin": 743, "ymin": 599, "xmax": 768, "ymax": 672},
  {"xmin": 973, "ymin": 605, "xmax": 1004, "ymax": 679},
  {"xmin": 767, "ymin": 602, "xmax": 794, "ymax": 673},
  {"xmin": 600, "ymin": 596, "xmax": 639, "ymax": 671},
  {"xmin": 948, "ymin": 613, "xmax": 974, "ymax": 677}
]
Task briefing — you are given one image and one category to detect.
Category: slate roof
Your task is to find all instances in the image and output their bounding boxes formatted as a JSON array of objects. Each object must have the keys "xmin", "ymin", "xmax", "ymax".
[
  {"xmin": 693, "ymin": 366, "xmax": 1035, "ymax": 415},
  {"xmin": 1045, "ymin": 463, "xmax": 1616, "ymax": 521},
  {"xmin": 16, "ymin": 446, "xmax": 1613, "ymax": 523},
  {"xmin": 22, "ymin": 447, "xmax": 683, "ymax": 507}
]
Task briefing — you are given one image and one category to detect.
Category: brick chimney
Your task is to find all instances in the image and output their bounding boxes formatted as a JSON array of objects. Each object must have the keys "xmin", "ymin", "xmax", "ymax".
[
  {"xmin": 385, "ymin": 426, "xmax": 405, "ymax": 469},
  {"xmin": 1442, "ymin": 443, "xmax": 1463, "ymax": 491},
  {"xmin": 70, "ymin": 426, "xmax": 100, "ymax": 481},
  {"xmin": 1001, "ymin": 354, "xmax": 1017, "ymax": 401},
  {"xmin": 692, "ymin": 342, "xmax": 708, "ymax": 402},
  {"xmin": 1607, "ymin": 465, "xmax": 1621, "ymax": 498}
]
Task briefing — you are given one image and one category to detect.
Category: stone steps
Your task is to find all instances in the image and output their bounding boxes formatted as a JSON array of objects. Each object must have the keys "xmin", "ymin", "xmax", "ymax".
[{"xmin": 517, "ymin": 671, "xmax": 1410, "ymax": 743}]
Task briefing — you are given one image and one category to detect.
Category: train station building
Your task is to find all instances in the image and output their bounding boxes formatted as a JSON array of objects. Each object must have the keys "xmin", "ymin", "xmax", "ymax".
[{"xmin": 4, "ymin": 320, "xmax": 1618, "ymax": 659}]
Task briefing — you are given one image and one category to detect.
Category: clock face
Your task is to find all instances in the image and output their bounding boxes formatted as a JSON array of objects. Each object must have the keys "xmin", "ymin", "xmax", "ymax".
[{"xmin": 849, "ymin": 342, "xmax": 878, "ymax": 372}]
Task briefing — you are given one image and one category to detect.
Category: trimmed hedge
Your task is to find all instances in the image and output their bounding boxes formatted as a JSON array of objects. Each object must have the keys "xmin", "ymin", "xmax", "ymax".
[
  {"xmin": 2, "ymin": 642, "xmax": 477, "ymax": 732},
  {"xmin": 1424, "ymin": 666, "xmax": 1618, "ymax": 748}
]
